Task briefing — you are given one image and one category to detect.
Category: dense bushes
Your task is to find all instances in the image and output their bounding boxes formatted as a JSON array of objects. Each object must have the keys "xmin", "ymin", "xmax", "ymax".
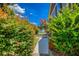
[
  {"xmin": 48, "ymin": 4, "xmax": 79, "ymax": 55},
  {"xmin": 0, "ymin": 16, "xmax": 35, "ymax": 56},
  {"xmin": 0, "ymin": 4, "xmax": 39, "ymax": 56}
]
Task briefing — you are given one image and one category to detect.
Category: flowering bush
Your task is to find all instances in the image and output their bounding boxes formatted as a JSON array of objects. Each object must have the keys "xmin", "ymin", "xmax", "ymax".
[{"xmin": 48, "ymin": 4, "xmax": 79, "ymax": 55}]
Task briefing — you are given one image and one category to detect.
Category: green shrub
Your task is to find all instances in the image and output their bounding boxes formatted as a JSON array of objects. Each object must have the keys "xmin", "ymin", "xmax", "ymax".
[
  {"xmin": 0, "ymin": 16, "xmax": 35, "ymax": 56},
  {"xmin": 48, "ymin": 4, "xmax": 79, "ymax": 55}
]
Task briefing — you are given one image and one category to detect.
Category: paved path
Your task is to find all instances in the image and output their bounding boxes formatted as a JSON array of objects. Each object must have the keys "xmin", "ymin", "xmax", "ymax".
[
  {"xmin": 33, "ymin": 34, "xmax": 49, "ymax": 56},
  {"xmin": 39, "ymin": 37, "xmax": 49, "ymax": 55}
]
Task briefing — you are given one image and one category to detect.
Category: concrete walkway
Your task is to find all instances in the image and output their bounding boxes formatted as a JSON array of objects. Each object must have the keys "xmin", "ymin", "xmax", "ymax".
[
  {"xmin": 39, "ymin": 37, "xmax": 49, "ymax": 56},
  {"xmin": 32, "ymin": 35, "xmax": 49, "ymax": 56}
]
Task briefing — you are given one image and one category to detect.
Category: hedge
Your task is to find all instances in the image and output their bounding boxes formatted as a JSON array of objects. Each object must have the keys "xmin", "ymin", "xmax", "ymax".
[
  {"xmin": 0, "ymin": 15, "xmax": 37, "ymax": 56},
  {"xmin": 48, "ymin": 4, "xmax": 79, "ymax": 55}
]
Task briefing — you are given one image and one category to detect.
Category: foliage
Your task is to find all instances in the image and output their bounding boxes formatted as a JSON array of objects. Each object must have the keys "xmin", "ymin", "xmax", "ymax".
[
  {"xmin": 0, "ymin": 4, "xmax": 39, "ymax": 56},
  {"xmin": 2, "ymin": 4, "xmax": 15, "ymax": 16},
  {"xmin": 40, "ymin": 19, "xmax": 47, "ymax": 29},
  {"xmin": 0, "ymin": 8, "xmax": 8, "ymax": 18},
  {"xmin": 0, "ymin": 16, "xmax": 35, "ymax": 56},
  {"xmin": 48, "ymin": 4, "xmax": 79, "ymax": 55}
]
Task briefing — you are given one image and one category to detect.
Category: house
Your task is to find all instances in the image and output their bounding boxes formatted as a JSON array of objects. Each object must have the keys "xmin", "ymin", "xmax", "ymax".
[{"xmin": 48, "ymin": 3, "xmax": 73, "ymax": 19}]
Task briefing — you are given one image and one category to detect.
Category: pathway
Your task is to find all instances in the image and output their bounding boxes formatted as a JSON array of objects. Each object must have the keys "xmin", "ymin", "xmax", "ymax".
[{"xmin": 33, "ymin": 33, "xmax": 49, "ymax": 56}]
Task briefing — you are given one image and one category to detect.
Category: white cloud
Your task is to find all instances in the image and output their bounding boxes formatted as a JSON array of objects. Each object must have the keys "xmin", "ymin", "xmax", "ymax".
[
  {"xmin": 8, "ymin": 4, "xmax": 26, "ymax": 18},
  {"xmin": 30, "ymin": 13, "xmax": 33, "ymax": 15},
  {"xmin": 13, "ymin": 4, "xmax": 25, "ymax": 14},
  {"xmin": 31, "ymin": 22, "xmax": 37, "ymax": 25},
  {"xmin": 15, "ymin": 14, "xmax": 24, "ymax": 18},
  {"xmin": 9, "ymin": 4, "xmax": 25, "ymax": 14}
]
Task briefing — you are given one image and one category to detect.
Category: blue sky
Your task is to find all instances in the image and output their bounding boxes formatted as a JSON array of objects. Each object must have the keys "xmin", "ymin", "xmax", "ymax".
[
  {"xmin": 9, "ymin": 3, "xmax": 61, "ymax": 26},
  {"xmin": 17, "ymin": 3, "xmax": 50, "ymax": 26}
]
